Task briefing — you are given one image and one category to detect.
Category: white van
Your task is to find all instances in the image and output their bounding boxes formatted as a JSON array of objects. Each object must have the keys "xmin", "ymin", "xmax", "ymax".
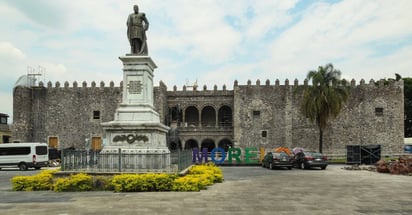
[{"xmin": 0, "ymin": 143, "xmax": 49, "ymax": 171}]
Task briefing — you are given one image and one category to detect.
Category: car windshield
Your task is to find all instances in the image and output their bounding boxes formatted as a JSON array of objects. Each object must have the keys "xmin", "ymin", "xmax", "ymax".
[
  {"xmin": 273, "ymin": 153, "xmax": 289, "ymax": 159},
  {"xmin": 305, "ymin": 152, "xmax": 322, "ymax": 157}
]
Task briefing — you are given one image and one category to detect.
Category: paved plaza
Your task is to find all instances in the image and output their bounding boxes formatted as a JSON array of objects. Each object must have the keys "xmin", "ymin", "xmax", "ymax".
[{"xmin": 0, "ymin": 165, "xmax": 412, "ymax": 214}]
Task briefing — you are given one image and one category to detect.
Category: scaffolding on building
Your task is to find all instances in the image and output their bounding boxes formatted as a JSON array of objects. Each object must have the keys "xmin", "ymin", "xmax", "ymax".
[
  {"xmin": 185, "ymin": 79, "xmax": 198, "ymax": 90},
  {"xmin": 14, "ymin": 66, "xmax": 45, "ymax": 88},
  {"xmin": 27, "ymin": 66, "xmax": 45, "ymax": 87},
  {"xmin": 26, "ymin": 66, "xmax": 46, "ymax": 142}
]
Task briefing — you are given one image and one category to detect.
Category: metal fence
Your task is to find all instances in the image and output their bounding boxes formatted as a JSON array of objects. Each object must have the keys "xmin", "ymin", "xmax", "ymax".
[
  {"xmin": 61, "ymin": 149, "xmax": 192, "ymax": 173},
  {"xmin": 61, "ymin": 150, "xmax": 99, "ymax": 172},
  {"xmin": 170, "ymin": 150, "xmax": 192, "ymax": 171}
]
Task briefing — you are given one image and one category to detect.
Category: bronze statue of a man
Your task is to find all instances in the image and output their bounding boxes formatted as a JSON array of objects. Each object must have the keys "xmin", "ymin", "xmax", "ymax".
[{"xmin": 127, "ymin": 5, "xmax": 149, "ymax": 55}]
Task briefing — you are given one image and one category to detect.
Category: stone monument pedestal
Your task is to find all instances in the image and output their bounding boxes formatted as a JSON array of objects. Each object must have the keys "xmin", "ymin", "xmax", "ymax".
[{"xmin": 99, "ymin": 55, "xmax": 171, "ymax": 172}]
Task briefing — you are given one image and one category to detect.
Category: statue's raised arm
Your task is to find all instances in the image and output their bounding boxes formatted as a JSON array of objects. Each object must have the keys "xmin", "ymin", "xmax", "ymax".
[{"xmin": 127, "ymin": 5, "xmax": 149, "ymax": 55}]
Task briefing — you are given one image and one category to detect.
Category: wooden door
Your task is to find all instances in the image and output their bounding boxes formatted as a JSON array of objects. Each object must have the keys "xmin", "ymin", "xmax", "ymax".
[
  {"xmin": 48, "ymin": 137, "xmax": 58, "ymax": 148},
  {"xmin": 91, "ymin": 137, "xmax": 102, "ymax": 151}
]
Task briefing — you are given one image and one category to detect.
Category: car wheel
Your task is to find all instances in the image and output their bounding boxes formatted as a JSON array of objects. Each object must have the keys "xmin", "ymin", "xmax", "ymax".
[
  {"xmin": 19, "ymin": 163, "xmax": 28, "ymax": 171},
  {"xmin": 35, "ymin": 167, "xmax": 41, "ymax": 170},
  {"xmin": 287, "ymin": 167, "xmax": 292, "ymax": 170},
  {"xmin": 269, "ymin": 163, "xmax": 273, "ymax": 170},
  {"xmin": 300, "ymin": 162, "xmax": 305, "ymax": 170},
  {"xmin": 321, "ymin": 166, "xmax": 327, "ymax": 170}
]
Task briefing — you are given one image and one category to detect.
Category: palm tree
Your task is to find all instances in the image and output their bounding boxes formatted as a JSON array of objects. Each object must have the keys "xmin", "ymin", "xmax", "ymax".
[{"xmin": 300, "ymin": 63, "xmax": 350, "ymax": 153}]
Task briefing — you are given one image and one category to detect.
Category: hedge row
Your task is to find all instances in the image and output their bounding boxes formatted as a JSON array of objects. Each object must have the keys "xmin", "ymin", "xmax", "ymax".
[
  {"xmin": 11, "ymin": 169, "xmax": 58, "ymax": 191},
  {"xmin": 111, "ymin": 173, "xmax": 176, "ymax": 192},
  {"xmin": 11, "ymin": 163, "xmax": 223, "ymax": 192}
]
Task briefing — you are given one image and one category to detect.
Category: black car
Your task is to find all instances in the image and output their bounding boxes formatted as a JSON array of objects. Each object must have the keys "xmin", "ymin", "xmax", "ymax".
[
  {"xmin": 262, "ymin": 152, "xmax": 293, "ymax": 170},
  {"xmin": 292, "ymin": 151, "xmax": 328, "ymax": 170}
]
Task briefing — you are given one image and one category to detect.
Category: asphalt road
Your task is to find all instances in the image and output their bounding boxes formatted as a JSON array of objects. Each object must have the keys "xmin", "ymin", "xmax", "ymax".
[{"xmin": 0, "ymin": 165, "xmax": 411, "ymax": 214}]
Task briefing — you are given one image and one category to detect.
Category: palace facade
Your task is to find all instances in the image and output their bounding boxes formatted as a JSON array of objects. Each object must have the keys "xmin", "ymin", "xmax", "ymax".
[{"xmin": 12, "ymin": 78, "xmax": 404, "ymax": 156}]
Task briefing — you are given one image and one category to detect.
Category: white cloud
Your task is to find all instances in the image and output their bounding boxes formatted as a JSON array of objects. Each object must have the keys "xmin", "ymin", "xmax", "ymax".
[
  {"xmin": 244, "ymin": 0, "xmax": 298, "ymax": 40},
  {"xmin": 0, "ymin": 42, "xmax": 25, "ymax": 61},
  {"xmin": 0, "ymin": 91, "xmax": 12, "ymax": 120},
  {"xmin": 340, "ymin": 44, "xmax": 412, "ymax": 82},
  {"xmin": 3, "ymin": 0, "xmax": 67, "ymax": 29},
  {"xmin": 0, "ymin": 42, "xmax": 27, "ymax": 86},
  {"xmin": 263, "ymin": 0, "xmax": 412, "ymax": 82},
  {"xmin": 148, "ymin": 1, "xmax": 243, "ymax": 63}
]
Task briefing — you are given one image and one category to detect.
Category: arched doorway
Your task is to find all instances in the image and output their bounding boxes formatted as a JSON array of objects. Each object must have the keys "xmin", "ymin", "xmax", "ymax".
[
  {"xmin": 218, "ymin": 139, "xmax": 233, "ymax": 152},
  {"xmin": 185, "ymin": 106, "xmax": 199, "ymax": 127},
  {"xmin": 168, "ymin": 105, "xmax": 182, "ymax": 127},
  {"xmin": 201, "ymin": 106, "xmax": 216, "ymax": 127},
  {"xmin": 184, "ymin": 139, "xmax": 199, "ymax": 150},
  {"xmin": 201, "ymin": 139, "xmax": 215, "ymax": 152},
  {"xmin": 218, "ymin": 105, "xmax": 233, "ymax": 127}
]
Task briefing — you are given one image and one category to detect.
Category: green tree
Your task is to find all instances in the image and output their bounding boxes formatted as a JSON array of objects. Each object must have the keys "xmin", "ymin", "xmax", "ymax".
[{"xmin": 299, "ymin": 63, "xmax": 350, "ymax": 153}]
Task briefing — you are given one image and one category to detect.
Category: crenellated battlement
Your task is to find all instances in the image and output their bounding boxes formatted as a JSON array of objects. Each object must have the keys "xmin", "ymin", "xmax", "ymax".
[
  {"xmin": 234, "ymin": 78, "xmax": 403, "ymax": 88},
  {"xmin": 36, "ymin": 81, "xmax": 124, "ymax": 89},
  {"xmin": 23, "ymin": 78, "xmax": 403, "ymax": 93},
  {"xmin": 170, "ymin": 84, "xmax": 229, "ymax": 92},
  {"xmin": 15, "ymin": 78, "xmax": 403, "ymax": 108},
  {"xmin": 164, "ymin": 78, "xmax": 403, "ymax": 94}
]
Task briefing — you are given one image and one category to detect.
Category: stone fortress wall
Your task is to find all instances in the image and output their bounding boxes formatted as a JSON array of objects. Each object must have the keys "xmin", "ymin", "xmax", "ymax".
[
  {"xmin": 12, "ymin": 78, "xmax": 404, "ymax": 155},
  {"xmin": 13, "ymin": 81, "xmax": 122, "ymax": 150},
  {"xmin": 233, "ymin": 78, "xmax": 404, "ymax": 155}
]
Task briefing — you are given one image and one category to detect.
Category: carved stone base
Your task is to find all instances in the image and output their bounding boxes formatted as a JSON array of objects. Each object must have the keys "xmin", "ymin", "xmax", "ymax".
[{"xmin": 101, "ymin": 122, "xmax": 169, "ymax": 148}]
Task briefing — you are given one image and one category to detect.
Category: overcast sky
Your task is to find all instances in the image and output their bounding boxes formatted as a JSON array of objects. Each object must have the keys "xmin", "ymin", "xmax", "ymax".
[{"xmin": 1, "ymin": 0, "xmax": 412, "ymax": 121}]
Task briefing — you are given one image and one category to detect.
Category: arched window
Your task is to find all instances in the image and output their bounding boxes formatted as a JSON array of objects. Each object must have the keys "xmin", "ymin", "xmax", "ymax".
[
  {"xmin": 218, "ymin": 105, "xmax": 233, "ymax": 127},
  {"xmin": 185, "ymin": 106, "xmax": 199, "ymax": 127},
  {"xmin": 201, "ymin": 106, "xmax": 216, "ymax": 127},
  {"xmin": 218, "ymin": 139, "xmax": 233, "ymax": 152},
  {"xmin": 184, "ymin": 139, "xmax": 199, "ymax": 150},
  {"xmin": 201, "ymin": 139, "xmax": 215, "ymax": 152}
]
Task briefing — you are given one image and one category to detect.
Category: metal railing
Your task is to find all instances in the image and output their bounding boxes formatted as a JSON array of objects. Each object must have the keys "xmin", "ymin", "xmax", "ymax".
[
  {"xmin": 61, "ymin": 149, "xmax": 192, "ymax": 173},
  {"xmin": 61, "ymin": 150, "xmax": 99, "ymax": 171},
  {"xmin": 170, "ymin": 150, "xmax": 192, "ymax": 171}
]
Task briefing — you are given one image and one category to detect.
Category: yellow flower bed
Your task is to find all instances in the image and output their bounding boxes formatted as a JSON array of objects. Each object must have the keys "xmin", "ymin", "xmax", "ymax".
[
  {"xmin": 110, "ymin": 173, "xmax": 176, "ymax": 192},
  {"xmin": 53, "ymin": 173, "xmax": 93, "ymax": 192},
  {"xmin": 11, "ymin": 169, "xmax": 59, "ymax": 191},
  {"xmin": 173, "ymin": 163, "xmax": 224, "ymax": 191},
  {"xmin": 10, "ymin": 164, "xmax": 223, "ymax": 192}
]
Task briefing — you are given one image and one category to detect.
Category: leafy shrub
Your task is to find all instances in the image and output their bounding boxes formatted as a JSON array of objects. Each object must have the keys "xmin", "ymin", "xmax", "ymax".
[
  {"xmin": 11, "ymin": 169, "xmax": 58, "ymax": 191},
  {"xmin": 172, "ymin": 175, "xmax": 202, "ymax": 191},
  {"xmin": 11, "ymin": 164, "xmax": 224, "ymax": 193},
  {"xmin": 110, "ymin": 174, "xmax": 143, "ymax": 192},
  {"xmin": 172, "ymin": 163, "xmax": 224, "ymax": 191},
  {"xmin": 110, "ymin": 173, "xmax": 176, "ymax": 192},
  {"xmin": 93, "ymin": 176, "xmax": 114, "ymax": 191},
  {"xmin": 53, "ymin": 173, "xmax": 93, "ymax": 192},
  {"xmin": 189, "ymin": 163, "xmax": 224, "ymax": 183},
  {"xmin": 152, "ymin": 173, "xmax": 177, "ymax": 191}
]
